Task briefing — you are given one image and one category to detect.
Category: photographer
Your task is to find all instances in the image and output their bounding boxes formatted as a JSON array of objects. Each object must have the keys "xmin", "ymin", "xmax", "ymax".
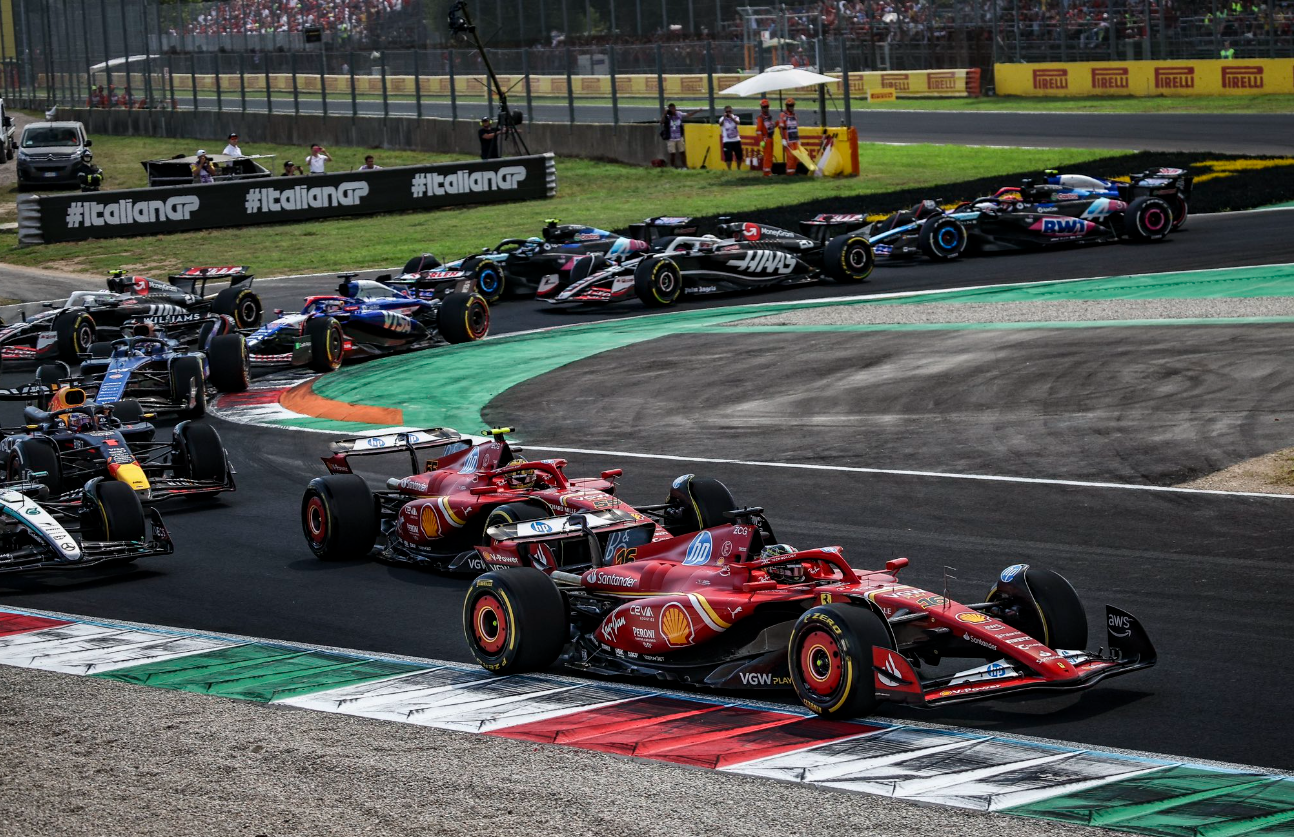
[{"xmin": 191, "ymin": 150, "xmax": 218, "ymax": 184}]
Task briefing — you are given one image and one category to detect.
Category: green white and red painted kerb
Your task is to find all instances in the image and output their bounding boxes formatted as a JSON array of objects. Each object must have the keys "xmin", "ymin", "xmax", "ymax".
[{"xmin": 2, "ymin": 607, "xmax": 1290, "ymax": 835}]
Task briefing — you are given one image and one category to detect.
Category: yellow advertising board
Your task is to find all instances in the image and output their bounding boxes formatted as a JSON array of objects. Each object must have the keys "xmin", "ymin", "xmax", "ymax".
[
  {"xmin": 682, "ymin": 124, "xmax": 859, "ymax": 176},
  {"xmin": 995, "ymin": 59, "xmax": 1294, "ymax": 96},
  {"xmin": 868, "ymin": 88, "xmax": 897, "ymax": 102}
]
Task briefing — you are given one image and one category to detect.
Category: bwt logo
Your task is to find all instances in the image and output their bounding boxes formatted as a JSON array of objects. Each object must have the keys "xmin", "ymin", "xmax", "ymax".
[
  {"xmin": 928, "ymin": 71, "xmax": 957, "ymax": 90},
  {"xmin": 880, "ymin": 73, "xmax": 910, "ymax": 91},
  {"xmin": 1155, "ymin": 67, "xmax": 1195, "ymax": 89},
  {"xmin": 244, "ymin": 181, "xmax": 368, "ymax": 213},
  {"xmin": 410, "ymin": 166, "xmax": 527, "ymax": 198},
  {"xmin": 1222, "ymin": 66, "xmax": 1264, "ymax": 89},
  {"xmin": 1091, "ymin": 67, "xmax": 1129, "ymax": 89},
  {"xmin": 65, "ymin": 195, "xmax": 199, "ymax": 228},
  {"xmin": 1033, "ymin": 68, "xmax": 1068, "ymax": 90},
  {"xmin": 1031, "ymin": 217, "xmax": 1092, "ymax": 236}
]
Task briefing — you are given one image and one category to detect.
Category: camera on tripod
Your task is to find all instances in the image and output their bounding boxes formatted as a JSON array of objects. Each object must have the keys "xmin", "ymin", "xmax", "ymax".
[{"xmin": 446, "ymin": 1, "xmax": 529, "ymax": 156}]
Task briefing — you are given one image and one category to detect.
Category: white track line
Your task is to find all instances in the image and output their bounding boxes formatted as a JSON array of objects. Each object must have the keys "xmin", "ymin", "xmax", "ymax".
[{"xmin": 523, "ymin": 444, "xmax": 1294, "ymax": 500}]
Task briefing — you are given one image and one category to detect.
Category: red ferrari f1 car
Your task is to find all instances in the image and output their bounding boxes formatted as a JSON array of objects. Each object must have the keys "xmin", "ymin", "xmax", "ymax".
[
  {"xmin": 460, "ymin": 478, "xmax": 1156, "ymax": 718},
  {"xmin": 301, "ymin": 427, "xmax": 701, "ymax": 573}
]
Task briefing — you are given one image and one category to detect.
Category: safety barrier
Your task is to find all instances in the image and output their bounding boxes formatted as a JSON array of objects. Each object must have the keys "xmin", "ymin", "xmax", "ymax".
[
  {"xmin": 995, "ymin": 59, "xmax": 1294, "ymax": 97},
  {"xmin": 55, "ymin": 67, "xmax": 980, "ymax": 101},
  {"xmin": 683, "ymin": 125, "xmax": 859, "ymax": 176}
]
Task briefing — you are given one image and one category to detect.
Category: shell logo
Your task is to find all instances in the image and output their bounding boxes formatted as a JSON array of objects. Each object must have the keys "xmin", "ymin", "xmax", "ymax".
[
  {"xmin": 956, "ymin": 612, "xmax": 989, "ymax": 624},
  {"xmin": 420, "ymin": 505, "xmax": 441, "ymax": 538},
  {"xmin": 660, "ymin": 603, "xmax": 693, "ymax": 647}
]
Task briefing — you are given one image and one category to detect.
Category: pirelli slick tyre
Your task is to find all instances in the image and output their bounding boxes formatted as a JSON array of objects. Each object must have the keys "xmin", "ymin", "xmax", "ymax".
[
  {"xmin": 173, "ymin": 420, "xmax": 227, "ymax": 483},
  {"xmin": 108, "ymin": 399, "xmax": 145, "ymax": 424},
  {"xmin": 8, "ymin": 437, "xmax": 62, "ymax": 494},
  {"xmin": 470, "ymin": 260, "xmax": 506, "ymax": 304},
  {"xmin": 822, "ymin": 235, "xmax": 875, "ymax": 283},
  {"xmin": 213, "ymin": 286, "xmax": 263, "ymax": 329},
  {"xmin": 54, "ymin": 311, "xmax": 95, "ymax": 363},
  {"xmin": 1167, "ymin": 194, "xmax": 1189, "ymax": 230},
  {"xmin": 463, "ymin": 569, "xmax": 567, "ymax": 674},
  {"xmin": 634, "ymin": 256, "xmax": 684, "ymax": 307},
  {"xmin": 789, "ymin": 604, "xmax": 891, "ymax": 718},
  {"xmin": 82, "ymin": 478, "xmax": 147, "ymax": 545},
  {"xmin": 301, "ymin": 474, "xmax": 377, "ymax": 561},
  {"xmin": 918, "ymin": 215, "xmax": 968, "ymax": 261},
  {"xmin": 207, "ymin": 334, "xmax": 250, "ymax": 393},
  {"xmin": 89, "ymin": 341, "xmax": 116, "ymax": 359},
  {"xmin": 306, "ymin": 317, "xmax": 345, "ymax": 372},
  {"xmin": 1121, "ymin": 196, "xmax": 1174, "ymax": 242},
  {"xmin": 169, "ymin": 356, "xmax": 207, "ymax": 419},
  {"xmin": 439, "ymin": 292, "xmax": 490, "ymax": 344},
  {"xmin": 989, "ymin": 567, "xmax": 1088, "ymax": 651},
  {"xmin": 663, "ymin": 474, "xmax": 738, "ymax": 536}
]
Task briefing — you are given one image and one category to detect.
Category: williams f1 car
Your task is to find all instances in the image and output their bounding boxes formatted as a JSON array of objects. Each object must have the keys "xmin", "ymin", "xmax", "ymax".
[
  {"xmin": 385, "ymin": 220, "xmax": 654, "ymax": 303},
  {"xmin": 547, "ymin": 220, "xmax": 875, "ymax": 307},
  {"xmin": 301, "ymin": 427, "xmax": 680, "ymax": 573},
  {"xmin": 245, "ymin": 277, "xmax": 488, "ymax": 372},
  {"xmin": 460, "ymin": 481, "xmax": 1155, "ymax": 718},
  {"xmin": 0, "ymin": 476, "xmax": 173, "ymax": 574},
  {"xmin": 0, "ymin": 266, "xmax": 263, "ymax": 367},
  {"xmin": 1, "ymin": 383, "xmax": 235, "ymax": 504}
]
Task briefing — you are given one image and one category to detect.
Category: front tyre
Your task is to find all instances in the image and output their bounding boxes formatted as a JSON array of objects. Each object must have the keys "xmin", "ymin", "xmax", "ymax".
[
  {"xmin": 306, "ymin": 316, "xmax": 345, "ymax": 372},
  {"xmin": 463, "ymin": 569, "xmax": 568, "ymax": 674},
  {"xmin": 83, "ymin": 479, "xmax": 148, "ymax": 544},
  {"xmin": 207, "ymin": 334, "xmax": 250, "ymax": 393},
  {"xmin": 917, "ymin": 215, "xmax": 967, "ymax": 261},
  {"xmin": 301, "ymin": 474, "xmax": 377, "ymax": 561},
  {"xmin": 989, "ymin": 566, "xmax": 1088, "ymax": 650},
  {"xmin": 789, "ymin": 604, "xmax": 892, "ymax": 718},
  {"xmin": 54, "ymin": 311, "xmax": 95, "ymax": 363},
  {"xmin": 438, "ymin": 292, "xmax": 490, "ymax": 344},
  {"xmin": 1122, "ymin": 196, "xmax": 1173, "ymax": 242},
  {"xmin": 169, "ymin": 356, "xmax": 207, "ymax": 419},
  {"xmin": 172, "ymin": 421, "xmax": 228, "ymax": 483},
  {"xmin": 822, "ymin": 235, "xmax": 875, "ymax": 283},
  {"xmin": 470, "ymin": 260, "xmax": 507, "ymax": 304},
  {"xmin": 633, "ymin": 256, "xmax": 683, "ymax": 307}
]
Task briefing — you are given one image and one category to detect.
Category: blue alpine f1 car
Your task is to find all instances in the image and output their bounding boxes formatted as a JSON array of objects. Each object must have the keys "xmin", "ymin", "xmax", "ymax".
[{"xmin": 245, "ymin": 277, "xmax": 489, "ymax": 373}]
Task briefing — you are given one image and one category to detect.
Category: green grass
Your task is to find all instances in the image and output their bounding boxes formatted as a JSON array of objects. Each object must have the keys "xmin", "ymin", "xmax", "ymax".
[{"xmin": 0, "ymin": 132, "xmax": 1124, "ymax": 277}]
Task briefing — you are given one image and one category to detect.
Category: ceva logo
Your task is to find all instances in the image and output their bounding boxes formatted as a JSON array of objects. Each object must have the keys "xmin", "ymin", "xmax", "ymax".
[
  {"xmin": 1222, "ymin": 66, "xmax": 1264, "ymax": 89},
  {"xmin": 1155, "ymin": 66, "xmax": 1195, "ymax": 89},
  {"xmin": 1033, "ymin": 68, "xmax": 1068, "ymax": 90}
]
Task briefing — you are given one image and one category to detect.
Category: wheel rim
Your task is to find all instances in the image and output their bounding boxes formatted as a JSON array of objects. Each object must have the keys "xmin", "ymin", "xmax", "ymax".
[
  {"xmin": 937, "ymin": 226, "xmax": 960, "ymax": 251},
  {"xmin": 477, "ymin": 268, "xmax": 501, "ymax": 296},
  {"xmin": 328, "ymin": 327, "xmax": 343, "ymax": 366},
  {"xmin": 77, "ymin": 322, "xmax": 93, "ymax": 352},
  {"xmin": 238, "ymin": 297, "xmax": 259, "ymax": 327},
  {"xmin": 847, "ymin": 245, "xmax": 868, "ymax": 270},
  {"xmin": 468, "ymin": 300, "xmax": 490, "ymax": 338},
  {"xmin": 1142, "ymin": 207, "xmax": 1168, "ymax": 233},
  {"xmin": 304, "ymin": 496, "xmax": 327, "ymax": 545},
  {"xmin": 799, "ymin": 628, "xmax": 843, "ymax": 697},
  {"xmin": 472, "ymin": 593, "xmax": 508, "ymax": 654},
  {"xmin": 656, "ymin": 268, "xmax": 678, "ymax": 298}
]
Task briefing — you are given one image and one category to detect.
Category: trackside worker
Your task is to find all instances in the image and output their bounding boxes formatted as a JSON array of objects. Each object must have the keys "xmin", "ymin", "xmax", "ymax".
[
  {"xmin": 75, "ymin": 150, "xmax": 103, "ymax": 192},
  {"xmin": 1220, "ymin": 40, "xmax": 1236, "ymax": 58},
  {"xmin": 755, "ymin": 98, "xmax": 776, "ymax": 177},
  {"xmin": 778, "ymin": 97, "xmax": 802, "ymax": 176}
]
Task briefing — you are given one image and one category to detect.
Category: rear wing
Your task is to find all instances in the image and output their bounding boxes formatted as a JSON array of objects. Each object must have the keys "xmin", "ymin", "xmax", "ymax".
[
  {"xmin": 322, "ymin": 427, "xmax": 467, "ymax": 475},
  {"xmin": 167, "ymin": 266, "xmax": 254, "ymax": 296},
  {"xmin": 626, "ymin": 216, "xmax": 700, "ymax": 243},
  {"xmin": 0, "ymin": 383, "xmax": 54, "ymax": 402}
]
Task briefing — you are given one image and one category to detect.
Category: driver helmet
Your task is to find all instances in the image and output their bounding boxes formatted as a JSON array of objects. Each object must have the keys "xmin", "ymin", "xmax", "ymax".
[
  {"xmin": 759, "ymin": 543, "xmax": 807, "ymax": 584},
  {"xmin": 81, "ymin": 149, "xmax": 93, "ymax": 163},
  {"xmin": 63, "ymin": 411, "xmax": 95, "ymax": 432},
  {"xmin": 503, "ymin": 458, "xmax": 537, "ymax": 490},
  {"xmin": 130, "ymin": 322, "xmax": 157, "ymax": 339}
]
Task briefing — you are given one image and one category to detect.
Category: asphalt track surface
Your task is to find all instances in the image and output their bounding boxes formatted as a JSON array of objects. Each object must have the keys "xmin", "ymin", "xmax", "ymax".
[
  {"xmin": 185, "ymin": 94, "xmax": 1294, "ymax": 154},
  {"xmin": 3, "ymin": 208, "xmax": 1294, "ymax": 771}
]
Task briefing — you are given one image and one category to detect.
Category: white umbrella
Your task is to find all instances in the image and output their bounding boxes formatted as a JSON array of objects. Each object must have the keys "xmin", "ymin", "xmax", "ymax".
[{"xmin": 719, "ymin": 65, "xmax": 837, "ymax": 97}]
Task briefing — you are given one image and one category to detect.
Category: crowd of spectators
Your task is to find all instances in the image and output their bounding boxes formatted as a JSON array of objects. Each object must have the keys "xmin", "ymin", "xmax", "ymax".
[{"xmin": 175, "ymin": 0, "xmax": 406, "ymax": 43}]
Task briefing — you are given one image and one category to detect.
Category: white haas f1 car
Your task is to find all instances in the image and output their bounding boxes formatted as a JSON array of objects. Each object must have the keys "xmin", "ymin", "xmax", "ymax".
[{"xmin": 548, "ymin": 220, "xmax": 874, "ymax": 308}]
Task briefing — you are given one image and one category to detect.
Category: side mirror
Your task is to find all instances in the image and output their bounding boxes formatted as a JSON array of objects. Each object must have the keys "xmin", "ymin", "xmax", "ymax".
[
  {"xmin": 41, "ymin": 301, "xmax": 54, "ymax": 308},
  {"xmin": 84, "ymin": 138, "xmax": 92, "ymax": 147}
]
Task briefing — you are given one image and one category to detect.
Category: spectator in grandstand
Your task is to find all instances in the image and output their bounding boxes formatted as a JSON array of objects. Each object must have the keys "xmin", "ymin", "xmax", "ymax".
[
  {"xmin": 719, "ymin": 106, "xmax": 742, "ymax": 171},
  {"xmin": 222, "ymin": 133, "xmax": 243, "ymax": 156},
  {"xmin": 478, "ymin": 117, "xmax": 499, "ymax": 160},
  {"xmin": 306, "ymin": 144, "xmax": 332, "ymax": 174},
  {"xmin": 1220, "ymin": 39, "xmax": 1236, "ymax": 56},
  {"xmin": 359, "ymin": 154, "xmax": 381, "ymax": 170},
  {"xmin": 281, "ymin": 160, "xmax": 304, "ymax": 176},
  {"xmin": 192, "ymin": 151, "xmax": 219, "ymax": 184}
]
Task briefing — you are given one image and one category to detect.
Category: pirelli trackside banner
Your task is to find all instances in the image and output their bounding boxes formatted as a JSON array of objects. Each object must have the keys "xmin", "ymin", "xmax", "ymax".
[
  {"xmin": 995, "ymin": 59, "xmax": 1294, "ymax": 97},
  {"xmin": 16, "ymin": 154, "xmax": 556, "ymax": 246}
]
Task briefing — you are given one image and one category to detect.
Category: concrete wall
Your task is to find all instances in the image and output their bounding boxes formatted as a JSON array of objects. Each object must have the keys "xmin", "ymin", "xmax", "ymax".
[{"xmin": 67, "ymin": 108, "xmax": 662, "ymax": 166}]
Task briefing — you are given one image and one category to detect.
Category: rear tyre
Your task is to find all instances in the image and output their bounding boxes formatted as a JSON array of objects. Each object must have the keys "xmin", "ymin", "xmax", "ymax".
[
  {"xmin": 89, "ymin": 341, "xmax": 116, "ymax": 359},
  {"xmin": 989, "ymin": 566, "xmax": 1088, "ymax": 650},
  {"xmin": 438, "ymin": 292, "xmax": 491, "ymax": 344},
  {"xmin": 1122, "ymin": 196, "xmax": 1173, "ymax": 242},
  {"xmin": 1167, "ymin": 194, "xmax": 1189, "ymax": 230},
  {"xmin": 634, "ymin": 257, "xmax": 683, "ymax": 307},
  {"xmin": 8, "ymin": 437, "xmax": 62, "ymax": 494},
  {"xmin": 822, "ymin": 234, "xmax": 875, "ymax": 283},
  {"xmin": 85, "ymin": 479, "xmax": 147, "ymax": 544},
  {"xmin": 917, "ymin": 215, "xmax": 967, "ymax": 261},
  {"xmin": 306, "ymin": 317, "xmax": 345, "ymax": 372},
  {"xmin": 54, "ymin": 311, "xmax": 95, "ymax": 363},
  {"xmin": 207, "ymin": 334, "xmax": 250, "ymax": 393},
  {"xmin": 169, "ymin": 356, "xmax": 207, "ymax": 419},
  {"xmin": 789, "ymin": 604, "xmax": 891, "ymax": 718},
  {"xmin": 198, "ymin": 315, "xmax": 235, "ymax": 350},
  {"xmin": 463, "ymin": 569, "xmax": 567, "ymax": 674},
  {"xmin": 212, "ymin": 286, "xmax": 263, "ymax": 329},
  {"xmin": 471, "ymin": 260, "xmax": 506, "ymax": 304},
  {"xmin": 173, "ymin": 421, "xmax": 227, "ymax": 482},
  {"xmin": 483, "ymin": 501, "xmax": 550, "ymax": 533},
  {"xmin": 663, "ymin": 474, "xmax": 738, "ymax": 536},
  {"xmin": 108, "ymin": 399, "xmax": 145, "ymax": 424},
  {"xmin": 301, "ymin": 474, "xmax": 377, "ymax": 561},
  {"xmin": 35, "ymin": 362, "xmax": 70, "ymax": 385}
]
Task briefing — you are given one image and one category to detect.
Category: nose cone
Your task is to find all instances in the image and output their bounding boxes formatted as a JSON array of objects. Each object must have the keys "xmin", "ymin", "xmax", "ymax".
[{"xmin": 111, "ymin": 462, "xmax": 151, "ymax": 492}]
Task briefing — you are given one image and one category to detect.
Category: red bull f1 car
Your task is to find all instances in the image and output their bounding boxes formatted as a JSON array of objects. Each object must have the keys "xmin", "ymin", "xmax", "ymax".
[
  {"xmin": 546, "ymin": 220, "xmax": 875, "ymax": 307},
  {"xmin": 459, "ymin": 477, "xmax": 1155, "ymax": 718},
  {"xmin": 0, "ymin": 266, "xmax": 262, "ymax": 367}
]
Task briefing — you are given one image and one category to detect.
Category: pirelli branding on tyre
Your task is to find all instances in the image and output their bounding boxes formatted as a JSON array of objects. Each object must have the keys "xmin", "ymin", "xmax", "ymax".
[{"xmin": 996, "ymin": 58, "xmax": 1294, "ymax": 97}]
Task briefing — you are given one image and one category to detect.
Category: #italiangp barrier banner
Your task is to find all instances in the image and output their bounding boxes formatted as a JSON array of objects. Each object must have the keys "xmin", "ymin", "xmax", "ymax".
[
  {"xmin": 71, "ymin": 67, "xmax": 979, "ymax": 101},
  {"xmin": 16, "ymin": 154, "xmax": 556, "ymax": 246},
  {"xmin": 995, "ymin": 59, "xmax": 1294, "ymax": 96}
]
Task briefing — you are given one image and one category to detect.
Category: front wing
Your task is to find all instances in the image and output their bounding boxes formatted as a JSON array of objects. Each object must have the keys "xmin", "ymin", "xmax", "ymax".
[{"xmin": 0, "ymin": 508, "xmax": 174, "ymax": 574}]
